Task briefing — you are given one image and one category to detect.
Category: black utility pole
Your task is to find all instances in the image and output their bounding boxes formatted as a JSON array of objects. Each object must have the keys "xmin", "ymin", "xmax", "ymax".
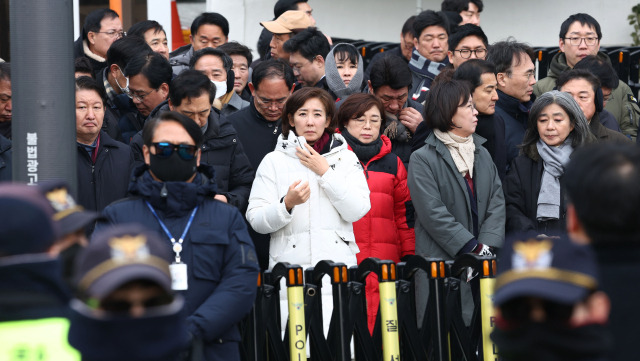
[{"xmin": 10, "ymin": 0, "xmax": 77, "ymax": 193}]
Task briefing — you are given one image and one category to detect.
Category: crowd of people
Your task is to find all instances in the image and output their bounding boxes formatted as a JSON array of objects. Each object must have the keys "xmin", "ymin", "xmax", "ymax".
[{"xmin": 1, "ymin": 0, "xmax": 640, "ymax": 360}]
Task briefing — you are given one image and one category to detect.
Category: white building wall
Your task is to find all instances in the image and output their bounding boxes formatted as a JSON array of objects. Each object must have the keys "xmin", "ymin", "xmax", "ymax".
[{"xmin": 177, "ymin": 0, "xmax": 639, "ymax": 55}]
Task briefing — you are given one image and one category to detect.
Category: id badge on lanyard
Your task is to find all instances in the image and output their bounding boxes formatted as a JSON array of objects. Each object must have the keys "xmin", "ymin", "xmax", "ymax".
[{"xmin": 146, "ymin": 202, "xmax": 198, "ymax": 291}]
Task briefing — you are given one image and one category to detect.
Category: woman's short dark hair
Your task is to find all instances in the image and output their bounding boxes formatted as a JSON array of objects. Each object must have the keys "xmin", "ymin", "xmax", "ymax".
[
  {"xmin": 75, "ymin": 76, "xmax": 106, "ymax": 106},
  {"xmin": 332, "ymin": 43, "xmax": 359, "ymax": 66},
  {"xmin": 336, "ymin": 93, "xmax": 386, "ymax": 130},
  {"xmin": 424, "ymin": 79, "xmax": 471, "ymax": 132},
  {"xmin": 142, "ymin": 111, "xmax": 203, "ymax": 148},
  {"xmin": 281, "ymin": 88, "xmax": 336, "ymax": 138},
  {"xmin": 521, "ymin": 90, "xmax": 595, "ymax": 159}
]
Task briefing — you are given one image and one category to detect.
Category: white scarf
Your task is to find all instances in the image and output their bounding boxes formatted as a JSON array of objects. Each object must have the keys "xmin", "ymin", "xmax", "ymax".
[
  {"xmin": 82, "ymin": 40, "xmax": 106, "ymax": 62},
  {"xmin": 434, "ymin": 129, "xmax": 476, "ymax": 178}
]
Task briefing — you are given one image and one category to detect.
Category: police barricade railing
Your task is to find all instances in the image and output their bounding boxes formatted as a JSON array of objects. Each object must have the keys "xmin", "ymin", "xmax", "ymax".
[
  {"xmin": 305, "ymin": 260, "xmax": 349, "ymax": 361},
  {"xmin": 356, "ymin": 258, "xmax": 401, "ymax": 361},
  {"xmin": 348, "ymin": 264, "xmax": 380, "ymax": 361},
  {"xmin": 397, "ymin": 255, "xmax": 448, "ymax": 361},
  {"xmin": 239, "ymin": 272, "xmax": 264, "ymax": 361},
  {"xmin": 450, "ymin": 254, "xmax": 498, "ymax": 361},
  {"xmin": 623, "ymin": 47, "xmax": 640, "ymax": 97},
  {"xmin": 608, "ymin": 49, "xmax": 631, "ymax": 84},
  {"xmin": 271, "ymin": 262, "xmax": 307, "ymax": 361}
]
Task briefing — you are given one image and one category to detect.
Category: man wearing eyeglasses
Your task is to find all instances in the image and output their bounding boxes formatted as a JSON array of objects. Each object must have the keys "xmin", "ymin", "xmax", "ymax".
[
  {"xmin": 129, "ymin": 69, "xmax": 254, "ymax": 212},
  {"xmin": 227, "ymin": 59, "xmax": 294, "ymax": 271},
  {"xmin": 534, "ymin": 13, "xmax": 640, "ymax": 141},
  {"xmin": 486, "ymin": 40, "xmax": 536, "ymax": 171},
  {"xmin": 73, "ymin": 9, "xmax": 124, "ymax": 79},
  {"xmin": 119, "ymin": 52, "xmax": 173, "ymax": 144},
  {"xmin": 95, "ymin": 111, "xmax": 260, "ymax": 361},
  {"xmin": 446, "ymin": 24, "xmax": 488, "ymax": 69}
]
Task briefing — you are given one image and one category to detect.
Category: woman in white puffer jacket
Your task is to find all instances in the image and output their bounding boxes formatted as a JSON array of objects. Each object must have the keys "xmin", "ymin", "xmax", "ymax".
[{"xmin": 247, "ymin": 87, "xmax": 371, "ymax": 334}]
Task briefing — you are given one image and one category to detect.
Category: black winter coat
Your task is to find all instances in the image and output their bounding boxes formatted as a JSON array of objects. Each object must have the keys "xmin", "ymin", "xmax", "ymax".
[
  {"xmin": 73, "ymin": 38, "xmax": 107, "ymax": 79},
  {"xmin": 77, "ymin": 131, "xmax": 134, "ymax": 212},
  {"xmin": 227, "ymin": 101, "xmax": 282, "ymax": 270},
  {"xmin": 131, "ymin": 103, "xmax": 255, "ymax": 213},
  {"xmin": 0, "ymin": 134, "xmax": 11, "ymax": 182},
  {"xmin": 504, "ymin": 154, "xmax": 565, "ymax": 236},
  {"xmin": 227, "ymin": 101, "xmax": 281, "ymax": 171},
  {"xmin": 95, "ymin": 165, "xmax": 260, "ymax": 361},
  {"xmin": 475, "ymin": 112, "xmax": 508, "ymax": 183},
  {"xmin": 495, "ymin": 90, "xmax": 533, "ymax": 170}
]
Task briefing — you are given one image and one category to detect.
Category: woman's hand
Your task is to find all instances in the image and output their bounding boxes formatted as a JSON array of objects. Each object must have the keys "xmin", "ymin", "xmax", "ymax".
[
  {"xmin": 283, "ymin": 180, "xmax": 310, "ymax": 211},
  {"xmin": 296, "ymin": 143, "xmax": 330, "ymax": 176}
]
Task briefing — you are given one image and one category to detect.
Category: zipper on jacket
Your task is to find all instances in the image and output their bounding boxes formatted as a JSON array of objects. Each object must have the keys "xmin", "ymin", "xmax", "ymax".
[{"xmin": 359, "ymin": 160, "xmax": 369, "ymax": 179}]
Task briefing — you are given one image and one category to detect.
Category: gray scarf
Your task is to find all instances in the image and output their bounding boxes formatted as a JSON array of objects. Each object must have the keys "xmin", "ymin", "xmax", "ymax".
[
  {"xmin": 325, "ymin": 43, "xmax": 364, "ymax": 99},
  {"xmin": 536, "ymin": 138, "xmax": 573, "ymax": 221}
]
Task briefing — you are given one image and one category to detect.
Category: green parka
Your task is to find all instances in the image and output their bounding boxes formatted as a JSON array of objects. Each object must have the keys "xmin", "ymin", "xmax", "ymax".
[{"xmin": 534, "ymin": 51, "xmax": 639, "ymax": 140}]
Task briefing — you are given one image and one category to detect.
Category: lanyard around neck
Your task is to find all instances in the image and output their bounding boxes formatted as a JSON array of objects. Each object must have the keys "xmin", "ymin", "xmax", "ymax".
[{"xmin": 145, "ymin": 201, "xmax": 198, "ymax": 263}]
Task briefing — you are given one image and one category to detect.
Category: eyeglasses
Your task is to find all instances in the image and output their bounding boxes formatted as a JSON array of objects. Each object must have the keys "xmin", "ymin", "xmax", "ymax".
[
  {"xmin": 152, "ymin": 142, "xmax": 198, "ymax": 160},
  {"xmin": 99, "ymin": 294, "xmax": 173, "ymax": 314},
  {"xmin": 563, "ymin": 37, "xmax": 599, "ymax": 46},
  {"xmin": 128, "ymin": 88, "xmax": 156, "ymax": 102},
  {"xmin": 97, "ymin": 30, "xmax": 126, "ymax": 39},
  {"xmin": 508, "ymin": 70, "xmax": 536, "ymax": 81},
  {"xmin": 350, "ymin": 117, "xmax": 381, "ymax": 128},
  {"xmin": 255, "ymin": 97, "xmax": 288, "ymax": 108},
  {"xmin": 454, "ymin": 48, "xmax": 487, "ymax": 59}
]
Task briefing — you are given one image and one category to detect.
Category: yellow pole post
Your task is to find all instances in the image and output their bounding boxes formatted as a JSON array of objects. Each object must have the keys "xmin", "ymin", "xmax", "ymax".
[
  {"xmin": 287, "ymin": 267, "xmax": 307, "ymax": 361},
  {"xmin": 379, "ymin": 263, "xmax": 401, "ymax": 361},
  {"xmin": 479, "ymin": 259, "xmax": 498, "ymax": 361}
]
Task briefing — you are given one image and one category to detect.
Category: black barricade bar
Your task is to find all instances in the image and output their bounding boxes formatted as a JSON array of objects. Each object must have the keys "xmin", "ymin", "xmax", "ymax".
[
  {"xmin": 240, "ymin": 255, "xmax": 497, "ymax": 361},
  {"xmin": 357, "ymin": 258, "xmax": 401, "ymax": 361}
]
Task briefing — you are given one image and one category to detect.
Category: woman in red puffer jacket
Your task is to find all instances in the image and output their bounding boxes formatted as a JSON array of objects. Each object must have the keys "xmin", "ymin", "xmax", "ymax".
[{"xmin": 336, "ymin": 93, "xmax": 415, "ymax": 334}]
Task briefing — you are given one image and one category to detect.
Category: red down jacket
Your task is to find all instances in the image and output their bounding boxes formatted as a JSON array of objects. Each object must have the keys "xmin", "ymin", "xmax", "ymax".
[{"xmin": 350, "ymin": 135, "xmax": 415, "ymax": 334}]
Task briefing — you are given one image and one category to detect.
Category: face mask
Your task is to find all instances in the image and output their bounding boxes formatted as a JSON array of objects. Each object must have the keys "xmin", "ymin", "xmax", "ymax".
[
  {"xmin": 211, "ymin": 80, "xmax": 227, "ymax": 99},
  {"xmin": 115, "ymin": 67, "xmax": 130, "ymax": 95},
  {"xmin": 149, "ymin": 152, "xmax": 197, "ymax": 182}
]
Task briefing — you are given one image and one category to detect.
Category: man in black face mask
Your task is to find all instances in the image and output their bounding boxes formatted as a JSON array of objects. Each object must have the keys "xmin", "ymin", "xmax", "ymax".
[
  {"xmin": 94, "ymin": 111, "xmax": 259, "ymax": 361},
  {"xmin": 491, "ymin": 234, "xmax": 612, "ymax": 361}
]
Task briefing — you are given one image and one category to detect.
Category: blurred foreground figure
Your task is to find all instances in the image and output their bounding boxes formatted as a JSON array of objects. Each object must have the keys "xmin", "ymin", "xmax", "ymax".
[
  {"xmin": 492, "ymin": 234, "xmax": 612, "ymax": 361},
  {"xmin": 68, "ymin": 224, "xmax": 191, "ymax": 361}
]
